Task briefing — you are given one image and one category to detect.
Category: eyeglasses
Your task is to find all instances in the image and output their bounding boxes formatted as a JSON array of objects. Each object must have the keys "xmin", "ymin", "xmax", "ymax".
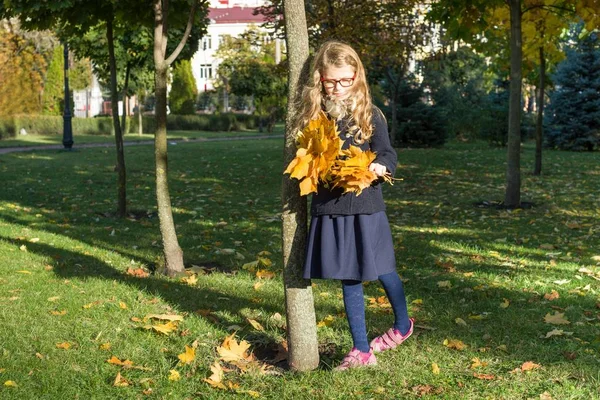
[{"xmin": 320, "ymin": 73, "xmax": 356, "ymax": 89}]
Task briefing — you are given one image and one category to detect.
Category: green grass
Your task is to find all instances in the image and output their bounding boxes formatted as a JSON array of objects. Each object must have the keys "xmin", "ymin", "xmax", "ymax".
[
  {"xmin": 0, "ymin": 125, "xmax": 284, "ymax": 148},
  {"xmin": 0, "ymin": 139, "xmax": 599, "ymax": 399}
]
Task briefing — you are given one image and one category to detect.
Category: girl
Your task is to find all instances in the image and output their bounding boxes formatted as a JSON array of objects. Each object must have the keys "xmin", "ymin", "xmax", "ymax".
[{"xmin": 296, "ymin": 41, "xmax": 414, "ymax": 370}]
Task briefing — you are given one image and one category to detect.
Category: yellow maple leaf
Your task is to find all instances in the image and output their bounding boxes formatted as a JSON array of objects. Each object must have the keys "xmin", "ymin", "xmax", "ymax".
[
  {"xmin": 431, "ymin": 363, "xmax": 440, "ymax": 375},
  {"xmin": 544, "ymin": 311, "xmax": 570, "ymax": 325},
  {"xmin": 317, "ymin": 314, "xmax": 335, "ymax": 328},
  {"xmin": 203, "ymin": 361, "xmax": 227, "ymax": 389},
  {"xmin": 470, "ymin": 357, "xmax": 489, "ymax": 369},
  {"xmin": 144, "ymin": 321, "xmax": 178, "ymax": 335},
  {"xmin": 181, "ymin": 274, "xmax": 198, "ymax": 286},
  {"xmin": 107, "ymin": 356, "xmax": 134, "ymax": 368},
  {"xmin": 4, "ymin": 381, "xmax": 18, "ymax": 387},
  {"xmin": 329, "ymin": 146, "xmax": 381, "ymax": 195},
  {"xmin": 168, "ymin": 369, "xmax": 181, "ymax": 381},
  {"xmin": 217, "ymin": 333, "xmax": 253, "ymax": 363},
  {"xmin": 113, "ymin": 372, "xmax": 130, "ymax": 387},
  {"xmin": 100, "ymin": 343, "xmax": 111, "ymax": 351},
  {"xmin": 56, "ymin": 342, "xmax": 71, "ymax": 350},
  {"xmin": 119, "ymin": 302, "xmax": 128, "ymax": 309},
  {"xmin": 284, "ymin": 113, "xmax": 342, "ymax": 195},
  {"xmin": 177, "ymin": 345, "xmax": 196, "ymax": 365},
  {"xmin": 256, "ymin": 270, "xmax": 275, "ymax": 279},
  {"xmin": 443, "ymin": 339, "xmax": 468, "ymax": 351}
]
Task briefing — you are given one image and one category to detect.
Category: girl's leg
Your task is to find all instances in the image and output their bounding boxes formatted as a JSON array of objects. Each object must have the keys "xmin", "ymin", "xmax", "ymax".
[
  {"xmin": 341, "ymin": 279, "xmax": 370, "ymax": 353},
  {"xmin": 378, "ymin": 271, "xmax": 411, "ymax": 335}
]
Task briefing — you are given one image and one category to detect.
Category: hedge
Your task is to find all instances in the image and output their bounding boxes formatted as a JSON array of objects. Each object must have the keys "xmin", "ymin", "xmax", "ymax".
[{"xmin": 0, "ymin": 113, "xmax": 260, "ymax": 139}]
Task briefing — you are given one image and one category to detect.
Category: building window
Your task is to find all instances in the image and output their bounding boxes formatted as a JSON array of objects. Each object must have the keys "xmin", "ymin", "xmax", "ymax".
[
  {"xmin": 202, "ymin": 36, "xmax": 212, "ymax": 50},
  {"xmin": 199, "ymin": 64, "xmax": 213, "ymax": 79}
]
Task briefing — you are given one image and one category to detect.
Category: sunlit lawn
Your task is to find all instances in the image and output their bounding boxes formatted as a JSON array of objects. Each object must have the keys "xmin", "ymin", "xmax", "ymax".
[
  {"xmin": 0, "ymin": 124, "xmax": 284, "ymax": 148},
  {"xmin": 0, "ymin": 139, "xmax": 599, "ymax": 399}
]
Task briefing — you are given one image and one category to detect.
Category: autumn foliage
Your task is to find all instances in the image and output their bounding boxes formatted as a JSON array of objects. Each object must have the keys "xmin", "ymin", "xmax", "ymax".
[{"xmin": 284, "ymin": 112, "xmax": 391, "ymax": 196}]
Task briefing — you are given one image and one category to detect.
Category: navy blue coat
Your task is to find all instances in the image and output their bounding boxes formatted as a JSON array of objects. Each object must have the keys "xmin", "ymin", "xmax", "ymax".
[{"xmin": 310, "ymin": 106, "xmax": 397, "ymax": 216}]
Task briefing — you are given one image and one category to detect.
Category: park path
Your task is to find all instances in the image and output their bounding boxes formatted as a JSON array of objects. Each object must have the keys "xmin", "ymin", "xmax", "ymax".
[{"xmin": 0, "ymin": 134, "xmax": 283, "ymax": 155}]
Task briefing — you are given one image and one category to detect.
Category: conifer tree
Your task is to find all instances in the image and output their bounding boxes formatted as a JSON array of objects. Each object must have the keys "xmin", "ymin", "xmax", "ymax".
[
  {"xmin": 546, "ymin": 30, "xmax": 600, "ymax": 151},
  {"xmin": 42, "ymin": 45, "xmax": 64, "ymax": 115},
  {"xmin": 169, "ymin": 59, "xmax": 197, "ymax": 115}
]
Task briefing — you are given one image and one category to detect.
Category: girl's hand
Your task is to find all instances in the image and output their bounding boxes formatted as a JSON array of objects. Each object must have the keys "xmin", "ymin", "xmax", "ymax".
[{"xmin": 369, "ymin": 162, "xmax": 387, "ymax": 177}]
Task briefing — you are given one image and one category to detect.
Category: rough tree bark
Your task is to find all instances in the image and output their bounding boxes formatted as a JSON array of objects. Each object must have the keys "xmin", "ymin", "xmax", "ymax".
[
  {"xmin": 120, "ymin": 62, "xmax": 131, "ymax": 135},
  {"xmin": 281, "ymin": 0, "xmax": 320, "ymax": 372},
  {"xmin": 505, "ymin": 0, "xmax": 522, "ymax": 207},
  {"xmin": 153, "ymin": 0, "xmax": 198, "ymax": 276},
  {"xmin": 533, "ymin": 45, "xmax": 545, "ymax": 176},
  {"xmin": 106, "ymin": 16, "xmax": 127, "ymax": 218}
]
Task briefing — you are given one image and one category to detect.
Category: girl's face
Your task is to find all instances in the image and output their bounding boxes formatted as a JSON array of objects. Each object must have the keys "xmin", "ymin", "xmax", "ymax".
[{"xmin": 321, "ymin": 64, "xmax": 356, "ymax": 101}]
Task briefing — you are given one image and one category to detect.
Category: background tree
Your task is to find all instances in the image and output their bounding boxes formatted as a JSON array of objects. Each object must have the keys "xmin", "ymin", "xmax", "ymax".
[
  {"xmin": 546, "ymin": 27, "xmax": 600, "ymax": 151},
  {"xmin": 0, "ymin": 19, "xmax": 52, "ymax": 116},
  {"xmin": 152, "ymin": 0, "xmax": 209, "ymax": 276},
  {"xmin": 169, "ymin": 59, "xmax": 198, "ymax": 115},
  {"xmin": 281, "ymin": 0, "xmax": 319, "ymax": 372},
  {"xmin": 41, "ymin": 45, "xmax": 65, "ymax": 115}
]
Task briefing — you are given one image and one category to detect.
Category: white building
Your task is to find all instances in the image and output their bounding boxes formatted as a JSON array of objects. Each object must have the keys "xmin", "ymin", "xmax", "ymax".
[{"xmin": 191, "ymin": 1, "xmax": 271, "ymax": 93}]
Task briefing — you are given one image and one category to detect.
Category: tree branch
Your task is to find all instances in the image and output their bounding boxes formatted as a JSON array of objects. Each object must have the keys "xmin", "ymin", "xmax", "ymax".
[
  {"xmin": 521, "ymin": 3, "xmax": 575, "ymax": 16},
  {"xmin": 165, "ymin": 0, "xmax": 198, "ymax": 66}
]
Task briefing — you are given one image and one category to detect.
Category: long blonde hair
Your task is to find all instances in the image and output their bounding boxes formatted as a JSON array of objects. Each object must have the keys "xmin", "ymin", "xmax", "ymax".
[{"xmin": 295, "ymin": 41, "xmax": 374, "ymax": 144}]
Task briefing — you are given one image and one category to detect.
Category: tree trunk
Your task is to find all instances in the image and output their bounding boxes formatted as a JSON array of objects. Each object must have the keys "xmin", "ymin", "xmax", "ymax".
[
  {"xmin": 153, "ymin": 0, "xmax": 185, "ymax": 276},
  {"xmin": 282, "ymin": 0, "xmax": 319, "ymax": 372},
  {"xmin": 533, "ymin": 46, "xmax": 545, "ymax": 176},
  {"xmin": 138, "ymin": 103, "xmax": 144, "ymax": 135},
  {"xmin": 107, "ymin": 17, "xmax": 127, "ymax": 218},
  {"xmin": 121, "ymin": 62, "xmax": 131, "ymax": 135},
  {"xmin": 505, "ymin": 0, "xmax": 522, "ymax": 207}
]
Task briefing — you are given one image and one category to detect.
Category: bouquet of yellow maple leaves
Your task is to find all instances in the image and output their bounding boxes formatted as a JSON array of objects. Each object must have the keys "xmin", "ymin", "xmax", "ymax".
[{"xmin": 284, "ymin": 112, "xmax": 392, "ymax": 196}]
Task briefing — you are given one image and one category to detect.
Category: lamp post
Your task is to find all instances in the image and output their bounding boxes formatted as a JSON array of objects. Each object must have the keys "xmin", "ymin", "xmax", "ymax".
[{"xmin": 62, "ymin": 42, "xmax": 74, "ymax": 149}]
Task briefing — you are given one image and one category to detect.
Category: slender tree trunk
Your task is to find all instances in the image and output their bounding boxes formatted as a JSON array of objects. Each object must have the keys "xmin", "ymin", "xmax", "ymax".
[
  {"xmin": 152, "ymin": 0, "xmax": 198, "ymax": 276},
  {"xmin": 107, "ymin": 17, "xmax": 127, "ymax": 217},
  {"xmin": 121, "ymin": 62, "xmax": 131, "ymax": 135},
  {"xmin": 282, "ymin": 0, "xmax": 319, "ymax": 372},
  {"xmin": 533, "ymin": 46, "xmax": 545, "ymax": 176},
  {"xmin": 505, "ymin": 0, "xmax": 522, "ymax": 207},
  {"xmin": 153, "ymin": 0, "xmax": 184, "ymax": 275},
  {"xmin": 138, "ymin": 102, "xmax": 144, "ymax": 135}
]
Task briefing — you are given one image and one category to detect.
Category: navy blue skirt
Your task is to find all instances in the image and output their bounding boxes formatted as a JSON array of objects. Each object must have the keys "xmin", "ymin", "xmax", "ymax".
[{"xmin": 303, "ymin": 211, "xmax": 397, "ymax": 282}]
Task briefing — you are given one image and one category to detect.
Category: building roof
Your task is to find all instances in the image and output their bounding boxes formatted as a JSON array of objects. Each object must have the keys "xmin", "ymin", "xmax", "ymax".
[{"xmin": 208, "ymin": 6, "xmax": 266, "ymax": 24}]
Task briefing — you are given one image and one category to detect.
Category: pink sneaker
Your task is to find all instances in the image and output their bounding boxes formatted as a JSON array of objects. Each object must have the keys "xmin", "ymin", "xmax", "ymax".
[
  {"xmin": 370, "ymin": 318, "xmax": 414, "ymax": 353},
  {"xmin": 334, "ymin": 348, "xmax": 377, "ymax": 371}
]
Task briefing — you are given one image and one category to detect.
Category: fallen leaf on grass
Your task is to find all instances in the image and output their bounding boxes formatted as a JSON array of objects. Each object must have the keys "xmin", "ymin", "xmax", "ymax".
[
  {"xmin": 49, "ymin": 310, "xmax": 67, "ymax": 316},
  {"xmin": 316, "ymin": 315, "xmax": 335, "ymax": 328},
  {"xmin": 443, "ymin": 339, "xmax": 468, "ymax": 350},
  {"xmin": 411, "ymin": 299, "xmax": 423, "ymax": 305},
  {"xmin": 511, "ymin": 361, "xmax": 541, "ymax": 373},
  {"xmin": 204, "ymin": 361, "xmax": 227, "ymax": 389},
  {"xmin": 56, "ymin": 342, "xmax": 71, "ymax": 349},
  {"xmin": 412, "ymin": 385, "xmax": 443, "ymax": 396},
  {"xmin": 178, "ymin": 346, "xmax": 196, "ymax": 365},
  {"xmin": 181, "ymin": 274, "xmax": 198, "ymax": 286},
  {"xmin": 253, "ymin": 281, "xmax": 264, "ymax": 291},
  {"xmin": 217, "ymin": 333, "xmax": 254, "ymax": 363},
  {"xmin": 107, "ymin": 356, "xmax": 134, "ymax": 368},
  {"xmin": 4, "ymin": 381, "xmax": 17, "ymax": 387},
  {"xmin": 470, "ymin": 357, "xmax": 489, "ymax": 369},
  {"xmin": 553, "ymin": 279, "xmax": 570, "ymax": 285},
  {"xmin": 544, "ymin": 312, "xmax": 570, "ymax": 325},
  {"xmin": 247, "ymin": 318, "xmax": 264, "ymax": 331},
  {"xmin": 145, "ymin": 314, "xmax": 184, "ymax": 322},
  {"xmin": 500, "ymin": 299, "xmax": 510, "ymax": 308},
  {"xmin": 437, "ymin": 281, "xmax": 452, "ymax": 288},
  {"xmin": 47, "ymin": 296, "xmax": 60, "ymax": 302},
  {"xmin": 119, "ymin": 302, "xmax": 127, "ymax": 310},
  {"xmin": 544, "ymin": 329, "xmax": 573, "ymax": 338},
  {"xmin": 168, "ymin": 369, "xmax": 181, "ymax": 381},
  {"xmin": 544, "ymin": 290, "xmax": 560, "ymax": 301},
  {"xmin": 473, "ymin": 372, "xmax": 496, "ymax": 380},
  {"xmin": 432, "ymin": 363, "xmax": 440, "ymax": 374},
  {"xmin": 455, "ymin": 318, "xmax": 467, "ymax": 327},
  {"xmin": 146, "ymin": 321, "xmax": 178, "ymax": 335},
  {"xmin": 256, "ymin": 270, "xmax": 275, "ymax": 279},
  {"xmin": 100, "ymin": 343, "xmax": 111, "ymax": 351},
  {"xmin": 83, "ymin": 300, "xmax": 102, "ymax": 309},
  {"xmin": 126, "ymin": 267, "xmax": 149, "ymax": 278},
  {"xmin": 368, "ymin": 296, "xmax": 391, "ymax": 308},
  {"xmin": 16, "ymin": 270, "xmax": 31, "ymax": 274}
]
